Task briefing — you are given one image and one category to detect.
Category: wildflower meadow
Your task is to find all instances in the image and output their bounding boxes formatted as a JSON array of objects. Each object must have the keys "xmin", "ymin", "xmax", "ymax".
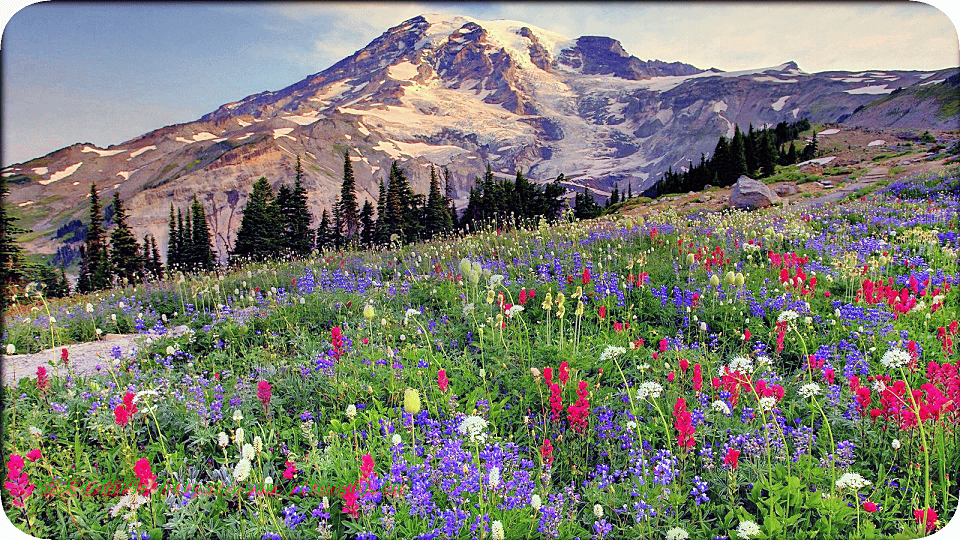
[{"xmin": 3, "ymin": 170, "xmax": 959, "ymax": 539}]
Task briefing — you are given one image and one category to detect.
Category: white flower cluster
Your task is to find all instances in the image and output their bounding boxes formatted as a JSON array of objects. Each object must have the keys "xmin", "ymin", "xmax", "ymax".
[
  {"xmin": 504, "ymin": 304, "xmax": 525, "ymax": 318},
  {"xmin": 881, "ymin": 348, "xmax": 911, "ymax": 370},
  {"xmin": 636, "ymin": 381, "xmax": 664, "ymax": 400},
  {"xmin": 458, "ymin": 415, "xmax": 489, "ymax": 444},
  {"xmin": 491, "ymin": 520, "xmax": 505, "ymax": 540},
  {"xmin": 488, "ymin": 466, "xmax": 501, "ymax": 489},
  {"xmin": 599, "ymin": 345, "xmax": 627, "ymax": 363},
  {"xmin": 712, "ymin": 400, "xmax": 732, "ymax": 415},
  {"xmin": 728, "ymin": 356, "xmax": 754, "ymax": 373},
  {"xmin": 233, "ymin": 458, "xmax": 252, "ymax": 482},
  {"xmin": 835, "ymin": 472, "xmax": 872, "ymax": 490},
  {"xmin": 531, "ymin": 494, "xmax": 542, "ymax": 510},
  {"xmin": 799, "ymin": 383, "xmax": 821, "ymax": 399},
  {"xmin": 758, "ymin": 396, "xmax": 777, "ymax": 412},
  {"xmin": 666, "ymin": 527, "xmax": 690, "ymax": 540},
  {"xmin": 736, "ymin": 520, "xmax": 762, "ymax": 539},
  {"xmin": 777, "ymin": 310, "xmax": 799, "ymax": 324},
  {"xmin": 241, "ymin": 443, "xmax": 255, "ymax": 461}
]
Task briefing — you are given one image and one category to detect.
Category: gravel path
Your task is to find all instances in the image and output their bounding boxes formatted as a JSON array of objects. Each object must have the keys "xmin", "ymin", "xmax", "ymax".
[
  {"xmin": 1, "ymin": 326, "xmax": 193, "ymax": 387},
  {"xmin": 797, "ymin": 167, "xmax": 888, "ymax": 208}
]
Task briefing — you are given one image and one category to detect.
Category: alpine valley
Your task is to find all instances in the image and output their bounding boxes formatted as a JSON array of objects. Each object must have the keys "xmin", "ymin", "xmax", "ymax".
[{"xmin": 4, "ymin": 14, "xmax": 958, "ymax": 262}]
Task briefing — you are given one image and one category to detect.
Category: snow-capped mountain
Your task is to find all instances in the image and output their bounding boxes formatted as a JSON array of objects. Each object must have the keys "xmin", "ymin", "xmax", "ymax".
[{"xmin": 4, "ymin": 14, "xmax": 957, "ymax": 261}]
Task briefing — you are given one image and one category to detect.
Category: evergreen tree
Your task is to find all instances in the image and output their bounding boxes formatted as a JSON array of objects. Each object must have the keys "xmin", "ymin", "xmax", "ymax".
[
  {"xmin": 174, "ymin": 208, "xmax": 185, "ymax": 271},
  {"xmin": 627, "ymin": 183, "xmax": 633, "ymax": 200},
  {"xmin": 384, "ymin": 161, "xmax": 420, "ymax": 242},
  {"xmin": 443, "ymin": 167, "xmax": 458, "ymax": 225},
  {"xmin": 190, "ymin": 196, "xmax": 215, "ymax": 271},
  {"xmin": 758, "ymin": 130, "xmax": 779, "ymax": 178},
  {"xmin": 150, "ymin": 236, "xmax": 164, "ymax": 279},
  {"xmin": 339, "ymin": 150, "xmax": 360, "ymax": 242},
  {"xmin": 0, "ymin": 174, "xmax": 26, "ymax": 308},
  {"xmin": 374, "ymin": 179, "xmax": 388, "ymax": 245},
  {"xmin": 316, "ymin": 210, "xmax": 332, "ymax": 252},
  {"xmin": 359, "ymin": 200, "xmax": 375, "ymax": 248},
  {"xmin": 610, "ymin": 184, "xmax": 620, "ymax": 206},
  {"xmin": 745, "ymin": 124, "xmax": 758, "ymax": 176},
  {"xmin": 109, "ymin": 192, "xmax": 142, "ymax": 284},
  {"xmin": 231, "ymin": 177, "xmax": 278, "ymax": 263},
  {"xmin": 424, "ymin": 165, "xmax": 451, "ymax": 239},
  {"xmin": 288, "ymin": 157, "xmax": 313, "ymax": 258},
  {"xmin": 787, "ymin": 141, "xmax": 798, "ymax": 165},
  {"xmin": 728, "ymin": 126, "xmax": 748, "ymax": 184},
  {"xmin": 79, "ymin": 184, "xmax": 111, "ymax": 292},
  {"xmin": 166, "ymin": 205, "xmax": 179, "ymax": 269}
]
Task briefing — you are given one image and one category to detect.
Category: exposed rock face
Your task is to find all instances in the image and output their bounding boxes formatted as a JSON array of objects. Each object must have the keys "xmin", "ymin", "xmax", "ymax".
[
  {"xmin": 5, "ymin": 13, "xmax": 957, "ymax": 263},
  {"xmin": 729, "ymin": 176, "xmax": 782, "ymax": 209},
  {"xmin": 774, "ymin": 183, "xmax": 799, "ymax": 196}
]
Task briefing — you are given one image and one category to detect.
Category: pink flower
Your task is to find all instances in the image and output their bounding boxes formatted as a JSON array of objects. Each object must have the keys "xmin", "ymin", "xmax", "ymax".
[
  {"xmin": 25, "ymin": 449, "xmax": 41, "ymax": 462},
  {"xmin": 360, "ymin": 454, "xmax": 375, "ymax": 481},
  {"xmin": 914, "ymin": 508, "xmax": 938, "ymax": 532},
  {"xmin": 724, "ymin": 448, "xmax": 740, "ymax": 469},
  {"xmin": 597, "ymin": 306, "xmax": 606, "ymax": 320},
  {"xmin": 61, "ymin": 348, "xmax": 69, "ymax": 365},
  {"xmin": 540, "ymin": 438, "xmax": 554, "ymax": 466},
  {"xmin": 133, "ymin": 458, "xmax": 157, "ymax": 495},
  {"xmin": 283, "ymin": 460, "xmax": 298, "ymax": 480},
  {"xmin": 558, "ymin": 362, "xmax": 569, "ymax": 386},
  {"xmin": 863, "ymin": 501, "xmax": 878, "ymax": 512},
  {"xmin": 114, "ymin": 404, "xmax": 130, "ymax": 427},
  {"xmin": 257, "ymin": 380, "xmax": 272, "ymax": 408},
  {"xmin": 36, "ymin": 366, "xmax": 49, "ymax": 392},
  {"xmin": 582, "ymin": 268, "xmax": 591, "ymax": 285},
  {"xmin": 437, "ymin": 369, "xmax": 448, "ymax": 392}
]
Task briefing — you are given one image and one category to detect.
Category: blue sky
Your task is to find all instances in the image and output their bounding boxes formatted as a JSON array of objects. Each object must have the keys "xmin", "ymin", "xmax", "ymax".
[{"xmin": 1, "ymin": 1, "xmax": 958, "ymax": 166}]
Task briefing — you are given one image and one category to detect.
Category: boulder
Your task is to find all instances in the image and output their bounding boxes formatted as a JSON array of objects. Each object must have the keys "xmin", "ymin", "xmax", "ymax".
[
  {"xmin": 774, "ymin": 183, "xmax": 799, "ymax": 196},
  {"xmin": 729, "ymin": 176, "xmax": 781, "ymax": 209},
  {"xmin": 799, "ymin": 162, "xmax": 824, "ymax": 175}
]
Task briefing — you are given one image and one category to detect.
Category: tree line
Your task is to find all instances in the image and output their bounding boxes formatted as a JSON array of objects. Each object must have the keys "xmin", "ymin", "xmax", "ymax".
[
  {"xmin": 229, "ymin": 151, "xmax": 569, "ymax": 263},
  {"xmin": 654, "ymin": 118, "xmax": 816, "ymax": 196}
]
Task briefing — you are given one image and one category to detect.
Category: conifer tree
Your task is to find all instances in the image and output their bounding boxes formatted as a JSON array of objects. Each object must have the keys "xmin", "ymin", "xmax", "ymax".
[
  {"xmin": 167, "ymin": 205, "xmax": 179, "ymax": 269},
  {"xmin": 758, "ymin": 130, "xmax": 779, "ymax": 177},
  {"xmin": 787, "ymin": 141, "xmax": 798, "ymax": 165},
  {"xmin": 374, "ymin": 179, "xmax": 387, "ymax": 245},
  {"xmin": 316, "ymin": 209, "xmax": 332, "ymax": 252},
  {"xmin": 745, "ymin": 124, "xmax": 758, "ymax": 176},
  {"xmin": 0, "ymin": 174, "xmax": 25, "ymax": 308},
  {"xmin": 174, "ymin": 208, "xmax": 185, "ymax": 271},
  {"xmin": 424, "ymin": 165, "xmax": 451, "ymax": 239},
  {"xmin": 339, "ymin": 150, "xmax": 360, "ymax": 242},
  {"xmin": 79, "ymin": 184, "xmax": 111, "ymax": 292},
  {"xmin": 231, "ymin": 177, "xmax": 277, "ymax": 263},
  {"xmin": 109, "ymin": 192, "xmax": 142, "ymax": 284},
  {"xmin": 190, "ymin": 196, "xmax": 215, "ymax": 271},
  {"xmin": 359, "ymin": 200, "xmax": 375, "ymax": 248},
  {"xmin": 443, "ymin": 167, "xmax": 458, "ymax": 225},
  {"xmin": 729, "ymin": 126, "xmax": 748, "ymax": 184},
  {"xmin": 288, "ymin": 157, "xmax": 313, "ymax": 258}
]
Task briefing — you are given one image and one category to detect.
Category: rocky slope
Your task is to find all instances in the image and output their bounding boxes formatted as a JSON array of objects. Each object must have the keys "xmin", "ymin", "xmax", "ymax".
[{"xmin": 4, "ymin": 13, "xmax": 958, "ymax": 262}]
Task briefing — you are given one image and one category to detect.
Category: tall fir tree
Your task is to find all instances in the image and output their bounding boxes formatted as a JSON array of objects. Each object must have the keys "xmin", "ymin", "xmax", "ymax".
[
  {"xmin": 167, "ymin": 205, "xmax": 179, "ymax": 269},
  {"xmin": 316, "ymin": 209, "xmax": 332, "ymax": 252},
  {"xmin": 758, "ymin": 130, "xmax": 779, "ymax": 178},
  {"xmin": 0, "ymin": 174, "xmax": 26, "ymax": 308},
  {"xmin": 339, "ymin": 150, "xmax": 360, "ymax": 242},
  {"xmin": 443, "ymin": 166, "xmax": 458, "ymax": 225},
  {"xmin": 374, "ymin": 179, "xmax": 388, "ymax": 245},
  {"xmin": 728, "ymin": 126, "xmax": 748, "ymax": 184},
  {"xmin": 109, "ymin": 192, "xmax": 142, "ymax": 284},
  {"xmin": 359, "ymin": 200, "xmax": 375, "ymax": 248},
  {"xmin": 78, "ymin": 183, "xmax": 111, "ymax": 292},
  {"xmin": 190, "ymin": 196, "xmax": 215, "ymax": 271},
  {"xmin": 288, "ymin": 156, "xmax": 313, "ymax": 258},
  {"xmin": 231, "ymin": 177, "xmax": 278, "ymax": 263},
  {"xmin": 424, "ymin": 165, "xmax": 451, "ymax": 239}
]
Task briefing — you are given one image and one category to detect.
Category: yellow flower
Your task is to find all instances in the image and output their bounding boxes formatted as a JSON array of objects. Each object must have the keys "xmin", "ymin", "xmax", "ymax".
[
  {"xmin": 575, "ymin": 300, "xmax": 584, "ymax": 316},
  {"xmin": 363, "ymin": 304, "xmax": 375, "ymax": 321},
  {"xmin": 557, "ymin": 303, "xmax": 566, "ymax": 318},
  {"xmin": 556, "ymin": 292, "xmax": 565, "ymax": 306},
  {"xmin": 486, "ymin": 289, "xmax": 496, "ymax": 304},
  {"xmin": 403, "ymin": 388, "xmax": 421, "ymax": 415}
]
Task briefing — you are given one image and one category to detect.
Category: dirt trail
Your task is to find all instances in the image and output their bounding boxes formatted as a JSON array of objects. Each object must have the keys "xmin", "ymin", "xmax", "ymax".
[
  {"xmin": 1, "ymin": 326, "xmax": 193, "ymax": 387},
  {"xmin": 797, "ymin": 166, "xmax": 889, "ymax": 208}
]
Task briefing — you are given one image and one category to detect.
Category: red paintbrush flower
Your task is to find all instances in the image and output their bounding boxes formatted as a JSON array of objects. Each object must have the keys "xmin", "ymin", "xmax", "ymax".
[
  {"xmin": 437, "ymin": 369, "xmax": 448, "ymax": 392},
  {"xmin": 723, "ymin": 448, "xmax": 740, "ymax": 469},
  {"xmin": 36, "ymin": 366, "xmax": 49, "ymax": 392},
  {"xmin": 257, "ymin": 380, "xmax": 272, "ymax": 409}
]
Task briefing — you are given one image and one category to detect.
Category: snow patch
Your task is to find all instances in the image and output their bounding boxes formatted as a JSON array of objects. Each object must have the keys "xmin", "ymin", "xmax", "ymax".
[
  {"xmin": 819, "ymin": 128, "xmax": 840, "ymax": 135},
  {"xmin": 235, "ymin": 133, "xmax": 254, "ymax": 141},
  {"xmin": 175, "ymin": 137, "xmax": 195, "ymax": 144},
  {"xmin": 284, "ymin": 114, "xmax": 321, "ymax": 126},
  {"xmin": 832, "ymin": 77, "xmax": 869, "ymax": 83},
  {"xmin": 357, "ymin": 123, "xmax": 370, "ymax": 136},
  {"xmin": 40, "ymin": 162, "xmax": 82, "ymax": 185},
  {"xmin": 373, "ymin": 139, "xmax": 467, "ymax": 162},
  {"xmin": 72, "ymin": 181, "xmax": 79, "ymax": 186},
  {"xmin": 844, "ymin": 85, "xmax": 893, "ymax": 95},
  {"xmin": 920, "ymin": 79, "xmax": 945, "ymax": 86},
  {"xmin": 130, "ymin": 145, "xmax": 156, "ymax": 158},
  {"xmin": 17, "ymin": 201, "xmax": 32, "ymax": 207},
  {"xmin": 712, "ymin": 101, "xmax": 728, "ymax": 113},
  {"xmin": 345, "ymin": 134, "xmax": 352, "ymax": 140},
  {"xmin": 113, "ymin": 183, "xmax": 120, "ymax": 189},
  {"xmin": 82, "ymin": 146, "xmax": 126, "ymax": 157},
  {"xmin": 388, "ymin": 61, "xmax": 420, "ymax": 81},
  {"xmin": 771, "ymin": 96, "xmax": 790, "ymax": 111},
  {"xmin": 117, "ymin": 171, "xmax": 131, "ymax": 180},
  {"xmin": 791, "ymin": 108, "xmax": 800, "ymax": 118},
  {"xmin": 867, "ymin": 139, "xmax": 886, "ymax": 147},
  {"xmin": 237, "ymin": 118, "xmax": 251, "ymax": 127},
  {"xmin": 798, "ymin": 156, "xmax": 836, "ymax": 166},
  {"xmin": 193, "ymin": 132, "xmax": 218, "ymax": 141},
  {"xmin": 918, "ymin": 72, "xmax": 936, "ymax": 79},
  {"xmin": 32, "ymin": 167, "xmax": 48, "ymax": 175},
  {"xmin": 273, "ymin": 128, "xmax": 296, "ymax": 140}
]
